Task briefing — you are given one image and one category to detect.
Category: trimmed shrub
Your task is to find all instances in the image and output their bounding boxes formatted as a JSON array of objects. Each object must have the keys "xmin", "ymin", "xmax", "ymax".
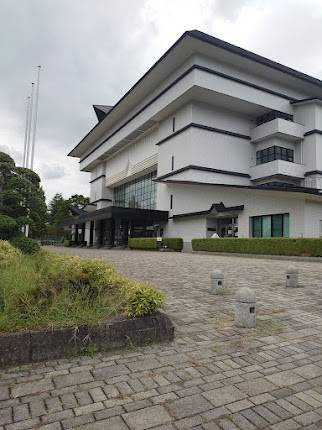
[
  {"xmin": 191, "ymin": 237, "xmax": 322, "ymax": 257},
  {"xmin": 161, "ymin": 237, "xmax": 183, "ymax": 252},
  {"xmin": 121, "ymin": 279, "xmax": 165, "ymax": 317},
  {"xmin": 63, "ymin": 239, "xmax": 71, "ymax": 247},
  {"xmin": 128, "ymin": 238, "xmax": 158, "ymax": 250},
  {"xmin": 0, "ymin": 240, "xmax": 21, "ymax": 266},
  {"xmin": 0, "ymin": 215, "xmax": 17, "ymax": 240},
  {"xmin": 11, "ymin": 236, "xmax": 40, "ymax": 255},
  {"xmin": 128, "ymin": 237, "xmax": 183, "ymax": 251}
]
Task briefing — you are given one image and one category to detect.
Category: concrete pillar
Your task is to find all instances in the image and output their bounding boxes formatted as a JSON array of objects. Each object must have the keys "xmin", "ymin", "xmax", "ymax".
[
  {"xmin": 235, "ymin": 287, "xmax": 256, "ymax": 328},
  {"xmin": 84, "ymin": 221, "xmax": 91, "ymax": 247},
  {"xmin": 286, "ymin": 267, "xmax": 299, "ymax": 288},
  {"xmin": 210, "ymin": 270, "xmax": 224, "ymax": 294}
]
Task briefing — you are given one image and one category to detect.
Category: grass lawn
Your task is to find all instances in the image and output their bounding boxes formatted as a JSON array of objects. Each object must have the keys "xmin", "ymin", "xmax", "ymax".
[{"xmin": 0, "ymin": 241, "xmax": 164, "ymax": 332}]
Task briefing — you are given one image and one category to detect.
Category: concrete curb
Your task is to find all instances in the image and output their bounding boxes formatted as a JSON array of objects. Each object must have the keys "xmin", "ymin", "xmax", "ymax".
[
  {"xmin": 0, "ymin": 312, "xmax": 174, "ymax": 368},
  {"xmin": 191, "ymin": 250, "xmax": 322, "ymax": 263}
]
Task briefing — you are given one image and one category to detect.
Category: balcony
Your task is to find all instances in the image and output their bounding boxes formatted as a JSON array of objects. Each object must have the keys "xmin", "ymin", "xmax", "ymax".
[
  {"xmin": 251, "ymin": 118, "xmax": 304, "ymax": 143},
  {"xmin": 250, "ymin": 160, "xmax": 305, "ymax": 181}
]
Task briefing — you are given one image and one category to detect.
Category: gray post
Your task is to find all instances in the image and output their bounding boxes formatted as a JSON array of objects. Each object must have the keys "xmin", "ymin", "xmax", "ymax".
[
  {"xmin": 235, "ymin": 287, "xmax": 256, "ymax": 328},
  {"xmin": 210, "ymin": 270, "xmax": 224, "ymax": 294},
  {"xmin": 286, "ymin": 267, "xmax": 299, "ymax": 288}
]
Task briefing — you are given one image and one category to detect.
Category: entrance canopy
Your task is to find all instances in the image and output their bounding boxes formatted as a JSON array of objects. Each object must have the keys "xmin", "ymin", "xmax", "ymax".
[{"xmin": 61, "ymin": 206, "xmax": 169, "ymax": 227}]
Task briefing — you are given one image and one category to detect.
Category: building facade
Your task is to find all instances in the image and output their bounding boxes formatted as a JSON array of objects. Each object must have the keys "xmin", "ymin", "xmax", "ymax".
[{"xmin": 66, "ymin": 30, "xmax": 322, "ymax": 248}]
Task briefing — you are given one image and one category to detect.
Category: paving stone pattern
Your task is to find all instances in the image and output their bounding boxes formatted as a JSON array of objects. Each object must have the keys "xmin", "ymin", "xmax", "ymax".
[{"xmin": 2, "ymin": 247, "xmax": 322, "ymax": 429}]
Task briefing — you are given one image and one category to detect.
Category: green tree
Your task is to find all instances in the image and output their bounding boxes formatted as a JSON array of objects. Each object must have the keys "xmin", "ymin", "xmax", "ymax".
[
  {"xmin": 48, "ymin": 193, "xmax": 69, "ymax": 226},
  {"xmin": 0, "ymin": 151, "xmax": 47, "ymax": 239},
  {"xmin": 47, "ymin": 193, "xmax": 89, "ymax": 236},
  {"xmin": 68, "ymin": 194, "xmax": 89, "ymax": 207}
]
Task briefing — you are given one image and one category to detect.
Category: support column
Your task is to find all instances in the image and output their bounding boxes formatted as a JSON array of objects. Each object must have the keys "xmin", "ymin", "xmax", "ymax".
[{"xmin": 84, "ymin": 221, "xmax": 91, "ymax": 247}]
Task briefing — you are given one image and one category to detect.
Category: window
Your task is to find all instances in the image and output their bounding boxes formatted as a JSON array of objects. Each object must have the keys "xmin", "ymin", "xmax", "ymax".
[
  {"xmin": 172, "ymin": 117, "xmax": 176, "ymax": 132},
  {"xmin": 256, "ymin": 110, "xmax": 293, "ymax": 126},
  {"xmin": 251, "ymin": 213, "xmax": 289, "ymax": 237},
  {"xmin": 171, "ymin": 155, "xmax": 174, "ymax": 171},
  {"xmin": 170, "ymin": 194, "xmax": 173, "ymax": 210},
  {"xmin": 113, "ymin": 171, "xmax": 157, "ymax": 210},
  {"xmin": 256, "ymin": 146, "xmax": 294, "ymax": 165}
]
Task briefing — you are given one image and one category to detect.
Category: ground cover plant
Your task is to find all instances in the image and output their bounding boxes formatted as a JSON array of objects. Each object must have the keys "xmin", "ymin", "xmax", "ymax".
[{"xmin": 0, "ymin": 241, "xmax": 164, "ymax": 332}]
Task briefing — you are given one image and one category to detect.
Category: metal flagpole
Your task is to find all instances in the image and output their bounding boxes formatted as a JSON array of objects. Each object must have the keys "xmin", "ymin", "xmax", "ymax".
[
  {"xmin": 22, "ymin": 96, "xmax": 31, "ymax": 167},
  {"xmin": 25, "ymin": 82, "xmax": 34, "ymax": 169},
  {"xmin": 30, "ymin": 66, "xmax": 41, "ymax": 170}
]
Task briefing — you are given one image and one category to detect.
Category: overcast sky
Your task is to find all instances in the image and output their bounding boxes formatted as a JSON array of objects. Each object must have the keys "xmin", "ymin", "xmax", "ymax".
[{"xmin": 1, "ymin": 0, "xmax": 322, "ymax": 203}]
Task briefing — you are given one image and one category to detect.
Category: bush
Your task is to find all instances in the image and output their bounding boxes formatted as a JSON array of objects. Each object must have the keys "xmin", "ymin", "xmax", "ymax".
[
  {"xmin": 63, "ymin": 239, "xmax": 71, "ymax": 247},
  {"xmin": 128, "ymin": 237, "xmax": 183, "ymax": 251},
  {"xmin": 191, "ymin": 237, "xmax": 322, "ymax": 257},
  {"xmin": 0, "ymin": 250, "xmax": 165, "ymax": 331},
  {"xmin": 0, "ymin": 215, "xmax": 17, "ymax": 240},
  {"xmin": 11, "ymin": 236, "xmax": 40, "ymax": 255},
  {"xmin": 0, "ymin": 240, "xmax": 21, "ymax": 266},
  {"xmin": 121, "ymin": 279, "xmax": 165, "ymax": 317}
]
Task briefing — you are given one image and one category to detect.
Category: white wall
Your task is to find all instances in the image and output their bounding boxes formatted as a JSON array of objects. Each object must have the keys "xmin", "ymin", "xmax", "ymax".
[
  {"xmin": 158, "ymin": 103, "xmax": 192, "ymax": 141},
  {"xmin": 157, "ymin": 103, "xmax": 253, "ymax": 177},
  {"xmin": 192, "ymin": 102, "xmax": 253, "ymax": 135},
  {"xmin": 304, "ymin": 201, "xmax": 322, "ymax": 237},
  {"xmin": 89, "ymin": 162, "xmax": 113, "ymax": 207},
  {"xmin": 165, "ymin": 216, "xmax": 206, "ymax": 242},
  {"xmin": 159, "ymin": 182, "xmax": 310, "ymax": 239}
]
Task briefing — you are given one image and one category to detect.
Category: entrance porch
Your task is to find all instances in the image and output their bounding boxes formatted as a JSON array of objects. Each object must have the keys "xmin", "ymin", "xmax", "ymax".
[{"xmin": 62, "ymin": 206, "xmax": 168, "ymax": 247}]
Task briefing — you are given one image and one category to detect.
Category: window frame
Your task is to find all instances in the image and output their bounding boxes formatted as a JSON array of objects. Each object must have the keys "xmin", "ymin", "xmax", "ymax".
[
  {"xmin": 256, "ymin": 145, "xmax": 294, "ymax": 165},
  {"xmin": 251, "ymin": 213, "xmax": 289, "ymax": 238}
]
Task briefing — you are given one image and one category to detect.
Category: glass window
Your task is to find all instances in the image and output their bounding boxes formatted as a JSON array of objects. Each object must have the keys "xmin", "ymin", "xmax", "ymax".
[
  {"xmin": 256, "ymin": 146, "xmax": 294, "ymax": 165},
  {"xmin": 272, "ymin": 214, "xmax": 283, "ymax": 237},
  {"xmin": 252, "ymin": 213, "xmax": 289, "ymax": 237},
  {"xmin": 262, "ymin": 216, "xmax": 271, "ymax": 237},
  {"xmin": 252, "ymin": 217, "xmax": 262, "ymax": 237},
  {"xmin": 114, "ymin": 171, "xmax": 157, "ymax": 210},
  {"xmin": 283, "ymin": 214, "xmax": 290, "ymax": 237}
]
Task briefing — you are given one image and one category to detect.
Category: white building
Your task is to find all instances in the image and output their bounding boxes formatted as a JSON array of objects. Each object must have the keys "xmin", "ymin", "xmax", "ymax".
[{"xmin": 67, "ymin": 30, "xmax": 322, "ymax": 248}]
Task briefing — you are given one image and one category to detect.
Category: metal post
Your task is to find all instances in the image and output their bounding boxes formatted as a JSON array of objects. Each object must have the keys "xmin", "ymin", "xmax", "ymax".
[
  {"xmin": 25, "ymin": 82, "xmax": 35, "ymax": 169},
  {"xmin": 30, "ymin": 66, "xmax": 41, "ymax": 170},
  {"xmin": 22, "ymin": 96, "xmax": 31, "ymax": 167}
]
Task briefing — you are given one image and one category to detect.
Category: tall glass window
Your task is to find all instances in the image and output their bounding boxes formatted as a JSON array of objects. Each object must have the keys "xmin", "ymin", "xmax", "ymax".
[
  {"xmin": 113, "ymin": 172, "xmax": 157, "ymax": 210},
  {"xmin": 251, "ymin": 213, "xmax": 289, "ymax": 237}
]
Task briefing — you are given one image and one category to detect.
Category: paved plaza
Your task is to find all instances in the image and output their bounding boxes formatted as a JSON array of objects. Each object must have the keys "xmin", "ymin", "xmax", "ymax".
[{"xmin": 2, "ymin": 248, "xmax": 322, "ymax": 429}]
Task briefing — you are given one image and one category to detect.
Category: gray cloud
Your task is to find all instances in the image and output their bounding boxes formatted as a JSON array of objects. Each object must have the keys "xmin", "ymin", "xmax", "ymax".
[
  {"xmin": 40, "ymin": 163, "xmax": 65, "ymax": 180},
  {"xmin": 1, "ymin": 0, "xmax": 322, "ymax": 202}
]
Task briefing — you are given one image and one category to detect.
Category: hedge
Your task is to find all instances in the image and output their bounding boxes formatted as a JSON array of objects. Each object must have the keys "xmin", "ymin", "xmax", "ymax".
[
  {"xmin": 161, "ymin": 238, "xmax": 183, "ymax": 251},
  {"xmin": 11, "ymin": 236, "xmax": 40, "ymax": 255},
  {"xmin": 128, "ymin": 238, "xmax": 158, "ymax": 250},
  {"xmin": 128, "ymin": 237, "xmax": 183, "ymax": 251},
  {"xmin": 191, "ymin": 238, "xmax": 322, "ymax": 257}
]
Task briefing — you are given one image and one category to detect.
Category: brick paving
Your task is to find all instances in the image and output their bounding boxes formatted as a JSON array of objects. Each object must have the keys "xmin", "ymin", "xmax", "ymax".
[{"xmin": 2, "ymin": 248, "xmax": 322, "ymax": 429}]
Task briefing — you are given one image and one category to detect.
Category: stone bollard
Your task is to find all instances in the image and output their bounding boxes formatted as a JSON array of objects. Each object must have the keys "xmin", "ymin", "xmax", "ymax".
[
  {"xmin": 286, "ymin": 267, "xmax": 299, "ymax": 288},
  {"xmin": 235, "ymin": 287, "xmax": 256, "ymax": 328},
  {"xmin": 210, "ymin": 270, "xmax": 224, "ymax": 294}
]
